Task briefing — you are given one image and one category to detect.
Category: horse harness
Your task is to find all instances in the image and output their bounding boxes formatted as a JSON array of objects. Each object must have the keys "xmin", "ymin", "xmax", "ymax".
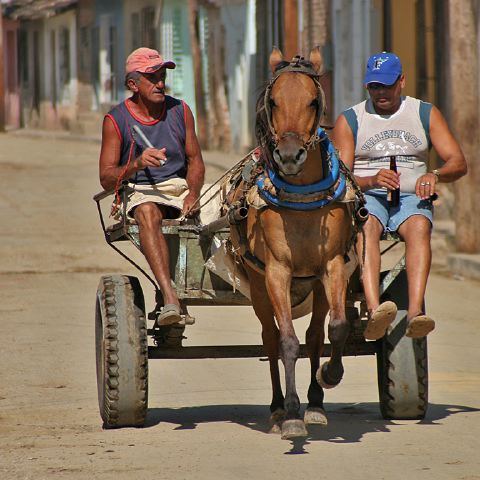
[
  {"xmin": 263, "ymin": 56, "xmax": 327, "ymax": 152},
  {"xmin": 223, "ymin": 57, "xmax": 367, "ymax": 275}
]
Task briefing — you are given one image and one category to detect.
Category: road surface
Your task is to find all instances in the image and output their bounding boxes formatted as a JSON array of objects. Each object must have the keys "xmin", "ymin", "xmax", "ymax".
[{"xmin": 0, "ymin": 134, "xmax": 479, "ymax": 480}]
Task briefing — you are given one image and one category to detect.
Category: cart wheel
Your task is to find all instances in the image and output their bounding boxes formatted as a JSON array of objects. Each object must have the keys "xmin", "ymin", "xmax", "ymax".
[
  {"xmin": 95, "ymin": 275, "xmax": 148, "ymax": 428},
  {"xmin": 376, "ymin": 270, "xmax": 428, "ymax": 419}
]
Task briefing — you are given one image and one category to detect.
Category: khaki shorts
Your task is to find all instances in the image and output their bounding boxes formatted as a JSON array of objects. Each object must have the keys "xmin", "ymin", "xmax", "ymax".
[
  {"xmin": 115, "ymin": 178, "xmax": 189, "ymax": 220},
  {"xmin": 114, "ymin": 178, "xmax": 223, "ymax": 225}
]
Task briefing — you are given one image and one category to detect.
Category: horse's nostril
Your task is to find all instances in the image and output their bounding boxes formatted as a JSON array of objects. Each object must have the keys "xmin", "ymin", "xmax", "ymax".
[{"xmin": 296, "ymin": 148, "xmax": 306, "ymax": 161}]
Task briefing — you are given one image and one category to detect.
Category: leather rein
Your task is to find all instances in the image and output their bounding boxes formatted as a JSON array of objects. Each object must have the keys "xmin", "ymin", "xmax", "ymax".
[{"xmin": 263, "ymin": 56, "xmax": 327, "ymax": 151}]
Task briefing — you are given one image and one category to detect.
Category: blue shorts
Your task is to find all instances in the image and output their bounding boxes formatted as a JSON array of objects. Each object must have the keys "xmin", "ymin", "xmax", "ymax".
[{"xmin": 364, "ymin": 191, "xmax": 434, "ymax": 233}]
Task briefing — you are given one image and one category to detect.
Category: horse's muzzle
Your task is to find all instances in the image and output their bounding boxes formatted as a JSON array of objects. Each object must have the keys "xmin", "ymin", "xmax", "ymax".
[{"xmin": 273, "ymin": 137, "xmax": 307, "ymax": 176}]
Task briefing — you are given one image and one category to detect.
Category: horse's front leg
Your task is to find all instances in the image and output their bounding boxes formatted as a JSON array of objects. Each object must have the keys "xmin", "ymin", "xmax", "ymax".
[
  {"xmin": 318, "ymin": 255, "xmax": 350, "ymax": 389},
  {"xmin": 304, "ymin": 280, "xmax": 329, "ymax": 425},
  {"xmin": 246, "ymin": 266, "xmax": 285, "ymax": 431},
  {"xmin": 265, "ymin": 264, "xmax": 307, "ymax": 439}
]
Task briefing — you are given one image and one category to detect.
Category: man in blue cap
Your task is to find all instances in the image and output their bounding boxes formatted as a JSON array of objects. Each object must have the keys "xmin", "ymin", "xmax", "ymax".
[{"xmin": 333, "ymin": 52, "xmax": 467, "ymax": 339}]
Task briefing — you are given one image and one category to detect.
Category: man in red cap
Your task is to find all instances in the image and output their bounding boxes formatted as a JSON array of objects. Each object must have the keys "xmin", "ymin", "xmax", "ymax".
[
  {"xmin": 99, "ymin": 47, "xmax": 205, "ymax": 325},
  {"xmin": 333, "ymin": 52, "xmax": 467, "ymax": 339}
]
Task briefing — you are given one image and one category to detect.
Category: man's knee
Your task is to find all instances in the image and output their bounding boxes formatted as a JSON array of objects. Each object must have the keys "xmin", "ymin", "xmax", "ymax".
[
  {"xmin": 133, "ymin": 203, "xmax": 164, "ymax": 230},
  {"xmin": 362, "ymin": 215, "xmax": 384, "ymax": 240},
  {"xmin": 399, "ymin": 215, "xmax": 432, "ymax": 240}
]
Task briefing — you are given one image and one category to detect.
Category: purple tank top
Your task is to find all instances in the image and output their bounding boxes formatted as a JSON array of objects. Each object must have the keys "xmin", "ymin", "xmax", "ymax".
[{"xmin": 107, "ymin": 96, "xmax": 187, "ymax": 185}]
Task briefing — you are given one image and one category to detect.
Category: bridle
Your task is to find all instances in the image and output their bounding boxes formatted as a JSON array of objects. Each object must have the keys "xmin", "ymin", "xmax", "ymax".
[{"xmin": 263, "ymin": 56, "xmax": 326, "ymax": 151}]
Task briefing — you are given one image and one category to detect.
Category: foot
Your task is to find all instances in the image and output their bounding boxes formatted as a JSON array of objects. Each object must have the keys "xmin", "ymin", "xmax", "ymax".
[
  {"xmin": 156, "ymin": 303, "xmax": 182, "ymax": 326},
  {"xmin": 364, "ymin": 301, "xmax": 397, "ymax": 340},
  {"xmin": 406, "ymin": 313, "xmax": 435, "ymax": 338}
]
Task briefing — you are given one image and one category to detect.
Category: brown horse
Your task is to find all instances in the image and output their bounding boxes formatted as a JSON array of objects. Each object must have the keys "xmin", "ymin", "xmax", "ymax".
[{"xmin": 229, "ymin": 47, "xmax": 360, "ymax": 439}]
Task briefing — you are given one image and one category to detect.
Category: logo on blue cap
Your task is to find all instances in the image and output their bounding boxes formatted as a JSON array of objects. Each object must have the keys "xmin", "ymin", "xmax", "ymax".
[{"xmin": 364, "ymin": 52, "xmax": 402, "ymax": 86}]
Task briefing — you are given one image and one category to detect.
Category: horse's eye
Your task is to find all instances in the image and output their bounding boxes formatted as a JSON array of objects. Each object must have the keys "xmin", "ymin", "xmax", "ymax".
[
  {"xmin": 310, "ymin": 98, "xmax": 319, "ymax": 108},
  {"xmin": 269, "ymin": 98, "xmax": 276, "ymax": 109}
]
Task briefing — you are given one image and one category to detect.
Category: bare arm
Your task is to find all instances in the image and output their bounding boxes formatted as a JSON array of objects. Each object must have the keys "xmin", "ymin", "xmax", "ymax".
[
  {"xmin": 332, "ymin": 113, "xmax": 399, "ymax": 191},
  {"xmin": 98, "ymin": 116, "xmax": 166, "ymax": 191},
  {"xmin": 331, "ymin": 113, "xmax": 355, "ymax": 170},
  {"xmin": 429, "ymin": 106, "xmax": 467, "ymax": 181},
  {"xmin": 414, "ymin": 106, "xmax": 467, "ymax": 199},
  {"xmin": 182, "ymin": 104, "xmax": 205, "ymax": 215}
]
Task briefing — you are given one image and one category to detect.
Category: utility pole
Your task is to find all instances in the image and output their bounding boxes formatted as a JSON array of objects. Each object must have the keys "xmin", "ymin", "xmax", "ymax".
[
  {"xmin": 283, "ymin": 0, "xmax": 298, "ymax": 59},
  {"xmin": 0, "ymin": 5, "xmax": 5, "ymax": 132},
  {"xmin": 447, "ymin": 0, "xmax": 480, "ymax": 252}
]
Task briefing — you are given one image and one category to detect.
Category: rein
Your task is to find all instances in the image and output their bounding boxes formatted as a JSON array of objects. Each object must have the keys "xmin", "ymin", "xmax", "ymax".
[{"xmin": 263, "ymin": 56, "xmax": 326, "ymax": 151}]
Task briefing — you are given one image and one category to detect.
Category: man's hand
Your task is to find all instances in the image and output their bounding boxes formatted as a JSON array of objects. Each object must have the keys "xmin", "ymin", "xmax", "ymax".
[
  {"xmin": 182, "ymin": 191, "xmax": 200, "ymax": 217},
  {"xmin": 135, "ymin": 148, "xmax": 167, "ymax": 169},
  {"xmin": 372, "ymin": 168, "xmax": 400, "ymax": 190},
  {"xmin": 415, "ymin": 172, "xmax": 437, "ymax": 200}
]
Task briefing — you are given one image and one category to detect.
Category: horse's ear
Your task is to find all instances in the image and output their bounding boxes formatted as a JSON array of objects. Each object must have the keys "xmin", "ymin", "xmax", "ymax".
[
  {"xmin": 309, "ymin": 46, "xmax": 324, "ymax": 74},
  {"xmin": 269, "ymin": 47, "xmax": 284, "ymax": 72}
]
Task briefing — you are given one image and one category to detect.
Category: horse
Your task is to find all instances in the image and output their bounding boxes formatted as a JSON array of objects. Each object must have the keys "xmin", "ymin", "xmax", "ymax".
[{"xmin": 227, "ymin": 47, "xmax": 363, "ymax": 439}]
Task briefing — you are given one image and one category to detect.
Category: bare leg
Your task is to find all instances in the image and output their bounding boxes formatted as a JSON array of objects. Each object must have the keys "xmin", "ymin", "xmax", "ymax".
[
  {"xmin": 398, "ymin": 215, "xmax": 432, "ymax": 318},
  {"xmin": 134, "ymin": 203, "xmax": 179, "ymax": 307},
  {"xmin": 357, "ymin": 215, "xmax": 384, "ymax": 312}
]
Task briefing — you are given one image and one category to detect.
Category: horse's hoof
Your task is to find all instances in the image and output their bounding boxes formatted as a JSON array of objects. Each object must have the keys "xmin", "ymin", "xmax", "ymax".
[
  {"xmin": 304, "ymin": 407, "xmax": 328, "ymax": 426},
  {"xmin": 281, "ymin": 419, "xmax": 308, "ymax": 440},
  {"xmin": 269, "ymin": 408, "xmax": 286, "ymax": 434},
  {"xmin": 316, "ymin": 362, "xmax": 343, "ymax": 389}
]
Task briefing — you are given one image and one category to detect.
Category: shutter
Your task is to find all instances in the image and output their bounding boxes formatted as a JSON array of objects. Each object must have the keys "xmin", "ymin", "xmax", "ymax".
[{"xmin": 171, "ymin": 6, "xmax": 184, "ymax": 97}]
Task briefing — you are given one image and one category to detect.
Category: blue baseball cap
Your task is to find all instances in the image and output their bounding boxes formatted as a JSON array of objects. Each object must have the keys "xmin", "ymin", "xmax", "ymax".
[{"xmin": 364, "ymin": 52, "xmax": 402, "ymax": 85}]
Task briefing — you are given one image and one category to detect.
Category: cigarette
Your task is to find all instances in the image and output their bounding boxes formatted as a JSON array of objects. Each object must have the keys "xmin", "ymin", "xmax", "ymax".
[{"xmin": 133, "ymin": 125, "xmax": 165, "ymax": 166}]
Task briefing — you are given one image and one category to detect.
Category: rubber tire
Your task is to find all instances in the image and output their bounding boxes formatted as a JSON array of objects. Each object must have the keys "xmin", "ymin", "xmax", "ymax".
[
  {"xmin": 95, "ymin": 275, "xmax": 148, "ymax": 428},
  {"xmin": 376, "ymin": 270, "xmax": 428, "ymax": 420}
]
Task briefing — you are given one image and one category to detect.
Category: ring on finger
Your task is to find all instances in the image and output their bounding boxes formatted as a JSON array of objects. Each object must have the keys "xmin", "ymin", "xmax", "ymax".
[
  {"xmin": 420, "ymin": 182, "xmax": 426, "ymax": 186},
  {"xmin": 425, "ymin": 182, "xmax": 430, "ymax": 185}
]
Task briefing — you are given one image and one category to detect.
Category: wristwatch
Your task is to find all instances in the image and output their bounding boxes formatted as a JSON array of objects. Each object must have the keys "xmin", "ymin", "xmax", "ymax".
[{"xmin": 432, "ymin": 169, "xmax": 440, "ymax": 181}]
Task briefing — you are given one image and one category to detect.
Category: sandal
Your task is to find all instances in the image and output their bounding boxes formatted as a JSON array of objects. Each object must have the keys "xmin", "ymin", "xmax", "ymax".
[
  {"xmin": 364, "ymin": 301, "xmax": 397, "ymax": 340},
  {"xmin": 405, "ymin": 313, "xmax": 435, "ymax": 338},
  {"xmin": 156, "ymin": 303, "xmax": 182, "ymax": 326}
]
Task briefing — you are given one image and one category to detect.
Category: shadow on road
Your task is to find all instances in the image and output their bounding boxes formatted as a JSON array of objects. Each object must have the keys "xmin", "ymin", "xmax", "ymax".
[{"xmin": 145, "ymin": 401, "xmax": 479, "ymax": 453}]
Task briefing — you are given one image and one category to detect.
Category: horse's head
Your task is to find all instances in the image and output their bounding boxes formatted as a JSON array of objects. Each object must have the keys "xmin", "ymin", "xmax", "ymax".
[{"xmin": 259, "ymin": 47, "xmax": 325, "ymax": 176}]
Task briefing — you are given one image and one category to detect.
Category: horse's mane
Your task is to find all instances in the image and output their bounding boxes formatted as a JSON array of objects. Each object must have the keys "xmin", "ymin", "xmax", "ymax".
[{"xmin": 254, "ymin": 85, "xmax": 275, "ymax": 166}]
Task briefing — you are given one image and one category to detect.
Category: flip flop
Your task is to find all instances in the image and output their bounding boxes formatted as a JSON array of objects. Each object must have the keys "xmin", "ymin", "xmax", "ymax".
[
  {"xmin": 363, "ymin": 300, "xmax": 397, "ymax": 340},
  {"xmin": 156, "ymin": 303, "xmax": 182, "ymax": 326},
  {"xmin": 405, "ymin": 313, "xmax": 435, "ymax": 338}
]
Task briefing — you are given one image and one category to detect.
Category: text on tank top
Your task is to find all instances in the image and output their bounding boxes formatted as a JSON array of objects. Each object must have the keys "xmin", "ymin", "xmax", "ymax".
[{"xmin": 344, "ymin": 96, "xmax": 432, "ymax": 193}]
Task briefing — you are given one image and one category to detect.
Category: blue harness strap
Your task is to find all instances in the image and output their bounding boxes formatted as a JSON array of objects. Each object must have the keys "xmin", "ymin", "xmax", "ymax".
[
  {"xmin": 256, "ymin": 128, "xmax": 347, "ymax": 210},
  {"xmin": 257, "ymin": 174, "xmax": 346, "ymax": 210}
]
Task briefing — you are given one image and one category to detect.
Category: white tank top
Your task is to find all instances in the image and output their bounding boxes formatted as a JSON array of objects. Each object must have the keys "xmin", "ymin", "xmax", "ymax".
[{"xmin": 345, "ymin": 96, "xmax": 432, "ymax": 194}]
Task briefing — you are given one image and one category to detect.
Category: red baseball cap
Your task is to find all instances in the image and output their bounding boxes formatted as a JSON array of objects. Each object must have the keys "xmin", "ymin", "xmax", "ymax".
[{"xmin": 125, "ymin": 47, "xmax": 176, "ymax": 74}]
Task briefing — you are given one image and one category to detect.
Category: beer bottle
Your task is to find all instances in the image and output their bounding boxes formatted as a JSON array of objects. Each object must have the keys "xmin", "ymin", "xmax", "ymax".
[{"xmin": 387, "ymin": 155, "xmax": 400, "ymax": 207}]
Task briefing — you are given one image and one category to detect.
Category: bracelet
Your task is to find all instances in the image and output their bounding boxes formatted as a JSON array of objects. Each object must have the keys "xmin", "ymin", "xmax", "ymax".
[{"xmin": 432, "ymin": 169, "xmax": 440, "ymax": 181}]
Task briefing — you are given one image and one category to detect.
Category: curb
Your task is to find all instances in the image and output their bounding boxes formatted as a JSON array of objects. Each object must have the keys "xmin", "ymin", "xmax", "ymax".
[{"xmin": 447, "ymin": 253, "xmax": 480, "ymax": 281}]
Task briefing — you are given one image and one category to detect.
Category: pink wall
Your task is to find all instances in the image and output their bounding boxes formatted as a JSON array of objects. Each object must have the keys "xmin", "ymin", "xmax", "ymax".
[{"xmin": 3, "ymin": 18, "xmax": 20, "ymax": 129}]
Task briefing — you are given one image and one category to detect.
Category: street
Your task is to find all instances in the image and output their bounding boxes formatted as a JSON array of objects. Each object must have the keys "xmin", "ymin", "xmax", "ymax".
[{"xmin": 0, "ymin": 133, "xmax": 479, "ymax": 480}]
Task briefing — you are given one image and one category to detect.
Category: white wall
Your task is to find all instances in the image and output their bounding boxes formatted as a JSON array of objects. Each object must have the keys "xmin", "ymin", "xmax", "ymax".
[{"xmin": 331, "ymin": 0, "xmax": 381, "ymax": 117}]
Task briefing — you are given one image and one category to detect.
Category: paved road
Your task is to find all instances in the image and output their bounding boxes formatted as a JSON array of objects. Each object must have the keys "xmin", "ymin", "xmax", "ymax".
[{"xmin": 0, "ymin": 134, "xmax": 479, "ymax": 480}]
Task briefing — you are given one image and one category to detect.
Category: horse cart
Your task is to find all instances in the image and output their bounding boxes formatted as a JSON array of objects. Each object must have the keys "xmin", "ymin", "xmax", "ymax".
[{"xmin": 93, "ymin": 174, "xmax": 428, "ymax": 430}]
